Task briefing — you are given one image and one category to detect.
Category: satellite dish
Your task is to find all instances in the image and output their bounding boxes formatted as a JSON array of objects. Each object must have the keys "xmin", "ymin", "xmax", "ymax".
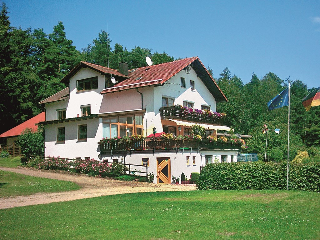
[
  {"xmin": 111, "ymin": 77, "xmax": 117, "ymax": 84},
  {"xmin": 146, "ymin": 56, "xmax": 153, "ymax": 66}
]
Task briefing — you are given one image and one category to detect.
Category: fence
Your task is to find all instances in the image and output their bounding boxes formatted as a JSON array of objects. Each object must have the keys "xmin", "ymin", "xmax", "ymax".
[
  {"xmin": 0, "ymin": 143, "xmax": 21, "ymax": 157},
  {"xmin": 99, "ymin": 138, "xmax": 241, "ymax": 153},
  {"xmin": 43, "ymin": 157, "xmax": 149, "ymax": 181}
]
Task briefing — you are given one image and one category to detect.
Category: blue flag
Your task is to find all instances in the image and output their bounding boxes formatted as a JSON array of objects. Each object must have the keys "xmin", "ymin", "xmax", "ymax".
[{"xmin": 268, "ymin": 88, "xmax": 289, "ymax": 110}]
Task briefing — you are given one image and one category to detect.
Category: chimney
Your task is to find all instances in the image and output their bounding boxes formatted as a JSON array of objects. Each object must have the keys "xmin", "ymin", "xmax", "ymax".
[{"xmin": 119, "ymin": 63, "xmax": 128, "ymax": 76}]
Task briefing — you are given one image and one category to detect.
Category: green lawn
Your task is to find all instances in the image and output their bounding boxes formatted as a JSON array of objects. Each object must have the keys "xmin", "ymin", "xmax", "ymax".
[
  {"xmin": 0, "ymin": 156, "xmax": 21, "ymax": 168},
  {"xmin": 0, "ymin": 170, "xmax": 80, "ymax": 197},
  {"xmin": 1, "ymin": 190, "xmax": 319, "ymax": 239}
]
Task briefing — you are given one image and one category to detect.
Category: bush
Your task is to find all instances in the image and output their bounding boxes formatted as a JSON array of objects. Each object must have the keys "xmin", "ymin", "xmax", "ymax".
[
  {"xmin": 0, "ymin": 151, "xmax": 10, "ymax": 158},
  {"xmin": 197, "ymin": 162, "xmax": 320, "ymax": 192},
  {"xmin": 17, "ymin": 128, "xmax": 44, "ymax": 159},
  {"xmin": 116, "ymin": 175, "xmax": 136, "ymax": 181},
  {"xmin": 190, "ymin": 172, "xmax": 200, "ymax": 184}
]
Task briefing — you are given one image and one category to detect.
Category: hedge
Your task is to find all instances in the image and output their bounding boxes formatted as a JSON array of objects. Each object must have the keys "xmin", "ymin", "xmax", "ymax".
[{"xmin": 197, "ymin": 162, "xmax": 320, "ymax": 192}]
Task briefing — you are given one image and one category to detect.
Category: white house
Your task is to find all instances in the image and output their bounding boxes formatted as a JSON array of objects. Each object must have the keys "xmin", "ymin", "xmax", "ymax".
[{"xmin": 40, "ymin": 57, "xmax": 244, "ymax": 183}]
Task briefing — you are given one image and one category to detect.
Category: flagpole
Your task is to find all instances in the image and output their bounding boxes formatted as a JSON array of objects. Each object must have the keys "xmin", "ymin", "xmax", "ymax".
[{"xmin": 287, "ymin": 81, "xmax": 291, "ymax": 190}]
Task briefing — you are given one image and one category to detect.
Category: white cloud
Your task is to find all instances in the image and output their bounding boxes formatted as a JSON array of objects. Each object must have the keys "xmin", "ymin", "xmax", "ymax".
[{"xmin": 312, "ymin": 16, "xmax": 320, "ymax": 23}]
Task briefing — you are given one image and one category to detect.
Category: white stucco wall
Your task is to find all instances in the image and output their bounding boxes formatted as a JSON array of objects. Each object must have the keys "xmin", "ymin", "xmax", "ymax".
[
  {"xmin": 101, "ymin": 149, "xmax": 238, "ymax": 184},
  {"xmin": 153, "ymin": 68, "xmax": 217, "ymax": 114},
  {"xmin": 67, "ymin": 68, "xmax": 105, "ymax": 118},
  {"xmin": 100, "ymin": 89, "xmax": 142, "ymax": 113},
  {"xmin": 44, "ymin": 118, "xmax": 103, "ymax": 159},
  {"xmin": 45, "ymin": 100, "xmax": 69, "ymax": 121}
]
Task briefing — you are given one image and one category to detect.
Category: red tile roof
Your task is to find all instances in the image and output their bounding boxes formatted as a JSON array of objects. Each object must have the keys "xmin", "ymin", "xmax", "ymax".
[
  {"xmin": 101, "ymin": 57, "xmax": 227, "ymax": 102},
  {"xmin": 101, "ymin": 57, "xmax": 198, "ymax": 94},
  {"xmin": 39, "ymin": 87, "xmax": 69, "ymax": 104},
  {"xmin": 0, "ymin": 112, "xmax": 45, "ymax": 138},
  {"xmin": 61, "ymin": 61, "xmax": 127, "ymax": 83}
]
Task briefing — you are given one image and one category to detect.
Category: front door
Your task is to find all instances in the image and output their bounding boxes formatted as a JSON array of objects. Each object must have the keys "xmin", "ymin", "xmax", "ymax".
[{"xmin": 157, "ymin": 158, "xmax": 171, "ymax": 184}]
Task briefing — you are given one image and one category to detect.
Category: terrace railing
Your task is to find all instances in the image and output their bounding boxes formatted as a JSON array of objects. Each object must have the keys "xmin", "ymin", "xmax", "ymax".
[
  {"xmin": 99, "ymin": 138, "xmax": 240, "ymax": 153},
  {"xmin": 159, "ymin": 105, "xmax": 225, "ymax": 125}
]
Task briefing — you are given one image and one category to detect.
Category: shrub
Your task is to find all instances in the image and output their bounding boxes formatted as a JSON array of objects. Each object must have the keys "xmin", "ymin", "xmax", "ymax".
[
  {"xmin": 0, "ymin": 151, "xmax": 10, "ymax": 158},
  {"xmin": 190, "ymin": 172, "xmax": 200, "ymax": 184},
  {"xmin": 181, "ymin": 172, "xmax": 186, "ymax": 182},
  {"xmin": 17, "ymin": 128, "xmax": 44, "ymax": 159},
  {"xmin": 197, "ymin": 162, "xmax": 320, "ymax": 192},
  {"xmin": 116, "ymin": 175, "xmax": 136, "ymax": 181}
]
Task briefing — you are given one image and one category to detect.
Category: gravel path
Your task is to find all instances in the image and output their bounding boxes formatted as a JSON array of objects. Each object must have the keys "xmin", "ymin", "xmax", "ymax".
[{"xmin": 0, "ymin": 167, "xmax": 196, "ymax": 209}]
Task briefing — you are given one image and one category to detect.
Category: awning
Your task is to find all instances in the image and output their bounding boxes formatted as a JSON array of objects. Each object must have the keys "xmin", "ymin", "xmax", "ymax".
[{"xmin": 169, "ymin": 119, "xmax": 231, "ymax": 131}]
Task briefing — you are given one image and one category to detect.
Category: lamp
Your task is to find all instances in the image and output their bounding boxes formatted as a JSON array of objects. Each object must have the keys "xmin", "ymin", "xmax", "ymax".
[{"xmin": 153, "ymin": 127, "xmax": 156, "ymax": 137}]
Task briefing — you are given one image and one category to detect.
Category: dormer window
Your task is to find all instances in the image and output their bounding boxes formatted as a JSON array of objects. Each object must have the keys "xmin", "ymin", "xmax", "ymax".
[
  {"xmin": 77, "ymin": 76, "xmax": 98, "ymax": 91},
  {"xmin": 81, "ymin": 105, "xmax": 91, "ymax": 117}
]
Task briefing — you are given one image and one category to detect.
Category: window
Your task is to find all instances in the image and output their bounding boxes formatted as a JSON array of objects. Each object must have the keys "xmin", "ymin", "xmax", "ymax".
[
  {"xmin": 184, "ymin": 127, "xmax": 191, "ymax": 136},
  {"xmin": 77, "ymin": 76, "xmax": 98, "ymax": 91},
  {"xmin": 78, "ymin": 124, "xmax": 87, "ymax": 141},
  {"xmin": 142, "ymin": 158, "xmax": 149, "ymax": 166},
  {"xmin": 190, "ymin": 80, "xmax": 195, "ymax": 90},
  {"xmin": 183, "ymin": 101, "xmax": 194, "ymax": 108},
  {"xmin": 221, "ymin": 155, "xmax": 228, "ymax": 163},
  {"xmin": 181, "ymin": 77, "xmax": 186, "ymax": 88},
  {"xmin": 193, "ymin": 156, "xmax": 196, "ymax": 165},
  {"xmin": 186, "ymin": 156, "xmax": 190, "ymax": 166},
  {"xmin": 163, "ymin": 126, "xmax": 176, "ymax": 135},
  {"xmin": 103, "ymin": 114, "xmax": 143, "ymax": 138},
  {"xmin": 81, "ymin": 105, "xmax": 91, "ymax": 117},
  {"xmin": 201, "ymin": 105, "xmax": 210, "ymax": 111},
  {"xmin": 57, "ymin": 127, "xmax": 65, "ymax": 143},
  {"xmin": 57, "ymin": 109, "xmax": 66, "ymax": 120},
  {"xmin": 205, "ymin": 155, "xmax": 212, "ymax": 165},
  {"xmin": 162, "ymin": 96, "xmax": 174, "ymax": 107}
]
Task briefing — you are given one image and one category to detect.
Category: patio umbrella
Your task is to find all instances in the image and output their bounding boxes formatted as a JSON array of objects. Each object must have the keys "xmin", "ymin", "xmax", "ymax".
[
  {"xmin": 302, "ymin": 87, "xmax": 320, "ymax": 111},
  {"xmin": 146, "ymin": 132, "xmax": 165, "ymax": 138}
]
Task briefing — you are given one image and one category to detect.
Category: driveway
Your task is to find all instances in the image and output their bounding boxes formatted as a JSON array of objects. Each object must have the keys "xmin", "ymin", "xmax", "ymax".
[{"xmin": 0, "ymin": 167, "xmax": 196, "ymax": 209}]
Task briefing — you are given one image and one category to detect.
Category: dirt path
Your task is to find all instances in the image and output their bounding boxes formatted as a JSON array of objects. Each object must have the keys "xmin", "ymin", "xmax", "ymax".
[{"xmin": 0, "ymin": 167, "xmax": 196, "ymax": 209}]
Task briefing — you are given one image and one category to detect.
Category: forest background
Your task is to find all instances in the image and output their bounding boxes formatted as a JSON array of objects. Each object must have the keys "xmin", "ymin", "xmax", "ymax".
[{"xmin": 0, "ymin": 3, "xmax": 319, "ymax": 162}]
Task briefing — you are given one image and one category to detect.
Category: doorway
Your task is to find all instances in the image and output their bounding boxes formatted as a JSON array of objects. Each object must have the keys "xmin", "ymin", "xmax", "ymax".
[{"xmin": 157, "ymin": 158, "xmax": 171, "ymax": 184}]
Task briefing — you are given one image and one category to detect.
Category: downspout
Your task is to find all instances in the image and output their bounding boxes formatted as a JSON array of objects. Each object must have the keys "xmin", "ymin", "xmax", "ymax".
[
  {"xmin": 136, "ymin": 88, "xmax": 146, "ymax": 136},
  {"xmin": 136, "ymin": 88, "xmax": 144, "ymax": 110}
]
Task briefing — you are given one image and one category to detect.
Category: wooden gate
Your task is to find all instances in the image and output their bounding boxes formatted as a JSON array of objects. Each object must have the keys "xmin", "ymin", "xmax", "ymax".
[{"xmin": 157, "ymin": 158, "xmax": 171, "ymax": 184}]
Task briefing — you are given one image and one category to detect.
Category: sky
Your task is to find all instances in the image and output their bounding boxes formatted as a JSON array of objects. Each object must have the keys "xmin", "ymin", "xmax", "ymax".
[{"xmin": 3, "ymin": 0, "xmax": 320, "ymax": 89}]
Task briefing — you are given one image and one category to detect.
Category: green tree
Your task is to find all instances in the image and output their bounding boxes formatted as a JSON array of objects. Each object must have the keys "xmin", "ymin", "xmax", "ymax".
[
  {"xmin": 17, "ymin": 128, "xmax": 44, "ymax": 160},
  {"xmin": 0, "ymin": 3, "xmax": 40, "ymax": 133},
  {"xmin": 83, "ymin": 30, "xmax": 112, "ymax": 67}
]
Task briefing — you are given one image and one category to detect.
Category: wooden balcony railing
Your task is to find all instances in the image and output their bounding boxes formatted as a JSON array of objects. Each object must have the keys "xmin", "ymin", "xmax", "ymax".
[
  {"xmin": 159, "ymin": 105, "xmax": 226, "ymax": 125},
  {"xmin": 99, "ymin": 138, "xmax": 241, "ymax": 153}
]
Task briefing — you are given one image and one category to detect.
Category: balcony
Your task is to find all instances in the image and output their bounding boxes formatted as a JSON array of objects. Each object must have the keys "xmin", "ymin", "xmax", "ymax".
[
  {"xmin": 99, "ymin": 134, "xmax": 243, "ymax": 154},
  {"xmin": 159, "ymin": 105, "xmax": 226, "ymax": 125}
]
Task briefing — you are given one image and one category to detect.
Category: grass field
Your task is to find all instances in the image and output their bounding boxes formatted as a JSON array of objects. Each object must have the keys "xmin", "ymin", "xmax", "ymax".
[
  {"xmin": 0, "ymin": 156, "xmax": 21, "ymax": 168},
  {"xmin": 1, "ymin": 190, "xmax": 319, "ymax": 239},
  {"xmin": 0, "ymin": 156, "xmax": 80, "ymax": 197},
  {"xmin": 0, "ymin": 170, "xmax": 80, "ymax": 197}
]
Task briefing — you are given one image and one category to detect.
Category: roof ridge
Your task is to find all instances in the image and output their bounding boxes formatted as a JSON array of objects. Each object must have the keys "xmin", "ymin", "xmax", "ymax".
[{"xmin": 128, "ymin": 56, "xmax": 198, "ymax": 72}]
